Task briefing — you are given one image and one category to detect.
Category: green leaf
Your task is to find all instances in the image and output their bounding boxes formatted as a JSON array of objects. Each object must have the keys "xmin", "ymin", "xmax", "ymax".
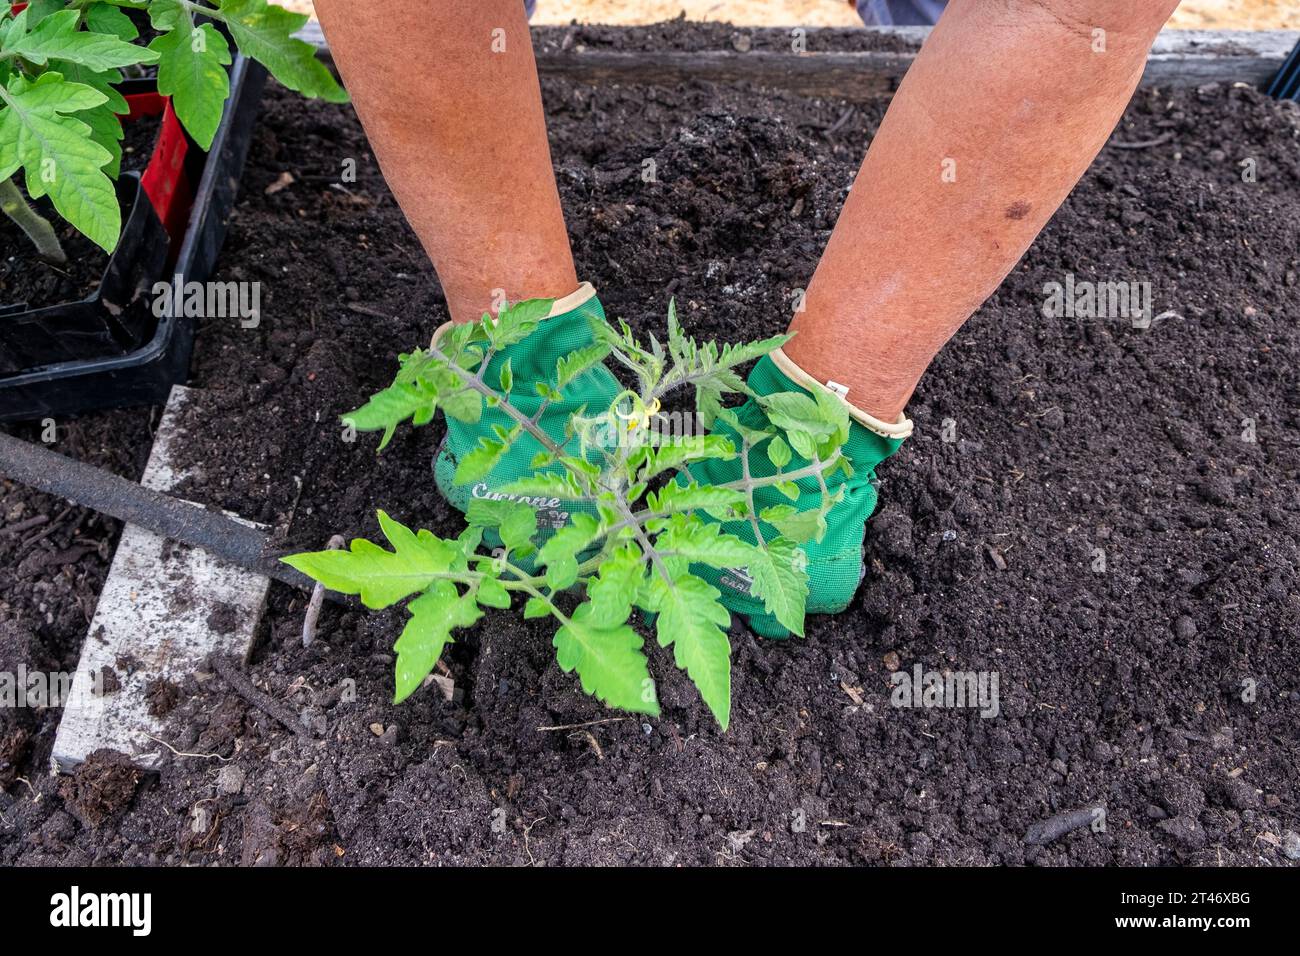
[
  {"xmin": 218, "ymin": 0, "xmax": 348, "ymax": 103},
  {"xmin": 647, "ymin": 481, "xmax": 746, "ymax": 518},
  {"xmin": 342, "ymin": 381, "xmax": 433, "ymax": 451},
  {"xmin": 475, "ymin": 575, "xmax": 512, "ymax": 609},
  {"xmin": 759, "ymin": 504, "xmax": 823, "ymax": 543},
  {"xmin": 393, "ymin": 581, "xmax": 482, "ymax": 703},
  {"xmin": 465, "ymin": 499, "xmax": 538, "ymax": 555},
  {"xmin": 639, "ymin": 434, "xmax": 735, "ymax": 481},
  {"xmin": 453, "ymin": 436, "xmax": 508, "ymax": 485},
  {"xmin": 150, "ymin": 21, "xmax": 231, "ymax": 150},
  {"xmin": 555, "ymin": 342, "xmax": 611, "ymax": 390},
  {"xmin": 654, "ymin": 515, "xmax": 754, "ymax": 568},
  {"xmin": 696, "ymin": 382, "xmax": 723, "ymax": 431},
  {"xmin": 21, "ymin": 1, "xmax": 67, "ymax": 26},
  {"xmin": 78, "ymin": 100, "xmax": 125, "ymax": 178},
  {"xmin": 745, "ymin": 536, "xmax": 808, "ymax": 637},
  {"xmin": 536, "ymin": 513, "xmax": 600, "ymax": 589},
  {"xmin": 498, "ymin": 472, "xmax": 586, "ymax": 501},
  {"xmin": 438, "ymin": 384, "xmax": 482, "ymax": 424},
  {"xmin": 13, "ymin": 10, "xmax": 158, "ymax": 70},
  {"xmin": 84, "ymin": 4, "xmax": 141, "ymax": 42},
  {"xmin": 766, "ymin": 434, "xmax": 792, "ymax": 469},
  {"xmin": 0, "ymin": 72, "xmax": 120, "ymax": 252},
  {"xmin": 552, "ymin": 604, "xmax": 659, "ymax": 716},
  {"xmin": 49, "ymin": 61, "xmax": 128, "ymax": 115},
  {"xmin": 497, "ymin": 357, "xmax": 513, "ymax": 394},
  {"xmin": 523, "ymin": 596, "xmax": 551, "ymax": 620},
  {"xmin": 586, "ymin": 544, "xmax": 644, "ymax": 627},
  {"xmin": 646, "ymin": 573, "xmax": 731, "ymax": 729},
  {"xmin": 761, "ymin": 391, "xmax": 835, "ymax": 439},
  {"xmin": 484, "ymin": 297, "xmax": 551, "ymax": 349},
  {"xmin": 282, "ymin": 510, "xmax": 458, "ymax": 609}
]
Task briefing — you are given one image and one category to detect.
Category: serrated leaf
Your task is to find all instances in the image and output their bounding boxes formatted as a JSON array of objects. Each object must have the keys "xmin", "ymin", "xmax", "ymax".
[
  {"xmin": 219, "ymin": 0, "xmax": 347, "ymax": 103},
  {"xmin": 282, "ymin": 510, "xmax": 458, "ymax": 609},
  {"xmin": 453, "ymin": 436, "xmax": 508, "ymax": 485},
  {"xmin": 646, "ymin": 573, "xmax": 731, "ymax": 729},
  {"xmin": 393, "ymin": 581, "xmax": 482, "ymax": 703},
  {"xmin": 438, "ymin": 384, "xmax": 482, "ymax": 424},
  {"xmin": 150, "ymin": 21, "xmax": 231, "ymax": 149},
  {"xmin": 695, "ymin": 382, "xmax": 723, "ymax": 431},
  {"xmin": 640, "ymin": 434, "xmax": 735, "ymax": 481},
  {"xmin": 745, "ymin": 536, "xmax": 808, "ymax": 637},
  {"xmin": 586, "ymin": 544, "xmax": 644, "ymax": 627},
  {"xmin": 497, "ymin": 356, "xmax": 513, "ymax": 394},
  {"xmin": 536, "ymin": 513, "xmax": 600, "ymax": 589},
  {"xmin": 0, "ymin": 72, "xmax": 120, "ymax": 252},
  {"xmin": 648, "ymin": 481, "xmax": 746, "ymax": 518},
  {"xmin": 553, "ymin": 604, "xmax": 659, "ymax": 715},
  {"xmin": 497, "ymin": 472, "xmax": 585, "ymax": 501},
  {"xmin": 555, "ymin": 341, "xmax": 611, "ymax": 389},
  {"xmin": 341, "ymin": 381, "xmax": 433, "ymax": 451},
  {"xmin": 487, "ymin": 298, "xmax": 553, "ymax": 348},
  {"xmin": 654, "ymin": 514, "xmax": 755, "ymax": 568},
  {"xmin": 13, "ymin": 10, "xmax": 158, "ymax": 70}
]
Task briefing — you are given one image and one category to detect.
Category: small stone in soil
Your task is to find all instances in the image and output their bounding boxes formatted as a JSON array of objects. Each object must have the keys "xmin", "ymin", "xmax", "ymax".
[{"xmin": 216, "ymin": 765, "xmax": 246, "ymax": 795}]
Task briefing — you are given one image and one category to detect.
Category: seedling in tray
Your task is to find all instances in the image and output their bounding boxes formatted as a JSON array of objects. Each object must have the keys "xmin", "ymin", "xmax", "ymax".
[
  {"xmin": 286, "ymin": 300, "xmax": 854, "ymax": 729},
  {"xmin": 0, "ymin": 0, "xmax": 344, "ymax": 261}
]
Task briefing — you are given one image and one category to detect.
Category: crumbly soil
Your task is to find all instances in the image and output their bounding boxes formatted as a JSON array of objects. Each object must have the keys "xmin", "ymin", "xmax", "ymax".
[{"xmin": 2, "ymin": 43, "xmax": 1299, "ymax": 866}]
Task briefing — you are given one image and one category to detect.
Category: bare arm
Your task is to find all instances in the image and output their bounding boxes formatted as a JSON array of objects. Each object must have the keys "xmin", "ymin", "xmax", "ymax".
[
  {"xmin": 313, "ymin": 0, "xmax": 577, "ymax": 325},
  {"xmin": 789, "ymin": 0, "xmax": 1181, "ymax": 420}
]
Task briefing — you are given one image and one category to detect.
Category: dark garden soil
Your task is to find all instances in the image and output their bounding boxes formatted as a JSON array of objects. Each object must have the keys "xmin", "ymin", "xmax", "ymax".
[
  {"xmin": 2, "ymin": 39, "xmax": 1299, "ymax": 865},
  {"xmin": 0, "ymin": 112, "xmax": 162, "ymax": 311}
]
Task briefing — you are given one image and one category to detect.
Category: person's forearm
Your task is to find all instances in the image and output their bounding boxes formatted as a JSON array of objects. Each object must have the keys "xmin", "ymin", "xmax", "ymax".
[
  {"xmin": 314, "ymin": 0, "xmax": 576, "ymax": 325},
  {"xmin": 788, "ymin": 0, "xmax": 1180, "ymax": 421}
]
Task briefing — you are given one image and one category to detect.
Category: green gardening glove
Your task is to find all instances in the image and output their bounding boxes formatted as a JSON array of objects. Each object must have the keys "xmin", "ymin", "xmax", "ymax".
[
  {"xmin": 684, "ymin": 351, "xmax": 910, "ymax": 638},
  {"xmin": 433, "ymin": 283, "xmax": 619, "ymax": 536}
]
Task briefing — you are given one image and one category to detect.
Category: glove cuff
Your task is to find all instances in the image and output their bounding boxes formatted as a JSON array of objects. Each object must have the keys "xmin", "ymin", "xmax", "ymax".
[
  {"xmin": 429, "ymin": 282, "xmax": 600, "ymax": 350},
  {"xmin": 768, "ymin": 346, "xmax": 913, "ymax": 440}
]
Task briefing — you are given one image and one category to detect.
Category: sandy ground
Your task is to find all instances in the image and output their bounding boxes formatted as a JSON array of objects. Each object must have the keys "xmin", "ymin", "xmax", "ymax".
[{"xmin": 282, "ymin": 1, "xmax": 1297, "ymax": 30}]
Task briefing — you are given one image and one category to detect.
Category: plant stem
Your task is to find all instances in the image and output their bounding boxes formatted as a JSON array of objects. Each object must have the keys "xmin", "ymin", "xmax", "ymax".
[
  {"xmin": 738, "ymin": 436, "xmax": 767, "ymax": 547},
  {"xmin": 180, "ymin": 0, "xmax": 226, "ymax": 22},
  {"xmin": 430, "ymin": 343, "xmax": 567, "ymax": 457},
  {"xmin": 0, "ymin": 177, "xmax": 66, "ymax": 265}
]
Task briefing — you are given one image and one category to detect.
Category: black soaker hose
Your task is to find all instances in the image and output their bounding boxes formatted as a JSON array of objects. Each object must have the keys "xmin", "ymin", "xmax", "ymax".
[{"xmin": 0, "ymin": 430, "xmax": 328, "ymax": 597}]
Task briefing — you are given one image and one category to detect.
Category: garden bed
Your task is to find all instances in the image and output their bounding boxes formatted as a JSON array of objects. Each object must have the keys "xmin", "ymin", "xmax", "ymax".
[{"xmin": 2, "ymin": 58, "xmax": 1298, "ymax": 865}]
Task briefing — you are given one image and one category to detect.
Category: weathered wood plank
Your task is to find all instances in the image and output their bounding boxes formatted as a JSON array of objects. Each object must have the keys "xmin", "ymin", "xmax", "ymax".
[
  {"xmin": 51, "ymin": 386, "xmax": 270, "ymax": 773},
  {"xmin": 296, "ymin": 23, "xmax": 1299, "ymax": 93}
]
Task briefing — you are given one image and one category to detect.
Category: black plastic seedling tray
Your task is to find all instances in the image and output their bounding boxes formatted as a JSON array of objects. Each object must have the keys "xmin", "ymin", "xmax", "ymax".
[
  {"xmin": 0, "ymin": 173, "xmax": 167, "ymax": 372},
  {"xmin": 0, "ymin": 55, "xmax": 268, "ymax": 423}
]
